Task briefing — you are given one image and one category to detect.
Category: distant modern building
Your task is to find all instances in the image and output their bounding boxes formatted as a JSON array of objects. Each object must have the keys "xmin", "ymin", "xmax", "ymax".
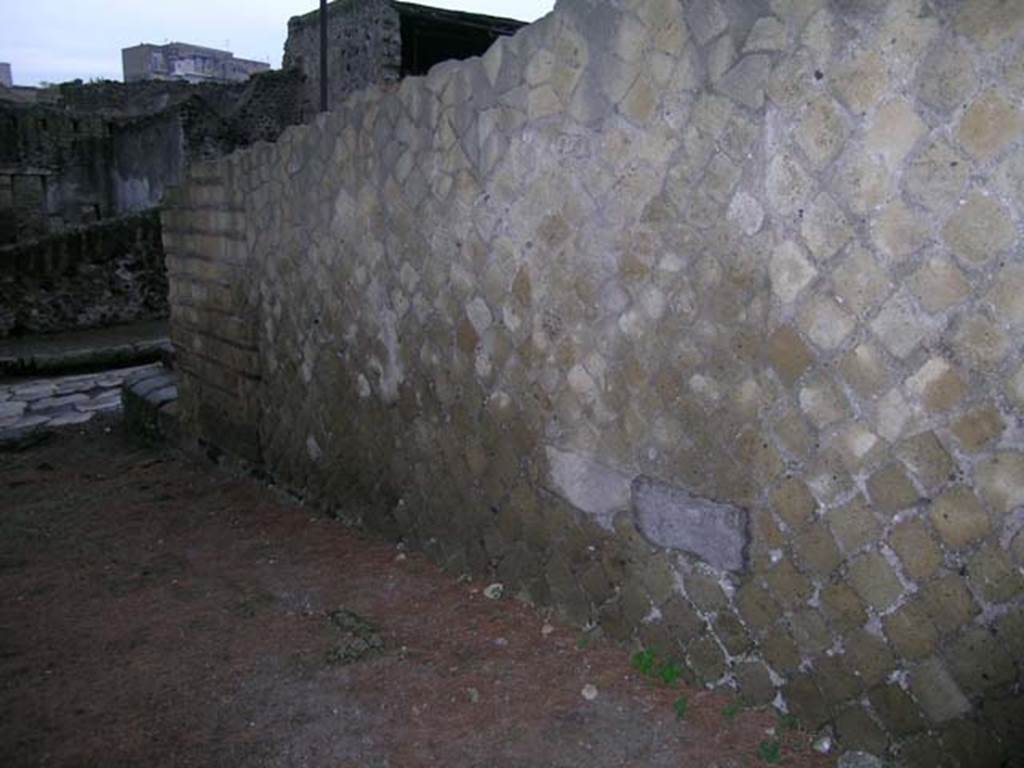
[
  {"xmin": 0, "ymin": 63, "xmax": 12, "ymax": 89},
  {"xmin": 122, "ymin": 42, "xmax": 269, "ymax": 84}
]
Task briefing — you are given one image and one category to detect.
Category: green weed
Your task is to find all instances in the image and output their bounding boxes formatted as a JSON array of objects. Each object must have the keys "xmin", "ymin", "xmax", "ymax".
[
  {"xmin": 778, "ymin": 713, "xmax": 800, "ymax": 732},
  {"xmin": 657, "ymin": 659, "xmax": 683, "ymax": 686},
  {"xmin": 757, "ymin": 739, "xmax": 782, "ymax": 764},
  {"xmin": 631, "ymin": 647, "xmax": 684, "ymax": 686},
  {"xmin": 673, "ymin": 695, "xmax": 689, "ymax": 720},
  {"xmin": 631, "ymin": 648, "xmax": 657, "ymax": 676}
]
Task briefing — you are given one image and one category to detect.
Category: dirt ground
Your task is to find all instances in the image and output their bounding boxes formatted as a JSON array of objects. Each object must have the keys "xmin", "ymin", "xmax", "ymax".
[{"xmin": 0, "ymin": 416, "xmax": 833, "ymax": 768}]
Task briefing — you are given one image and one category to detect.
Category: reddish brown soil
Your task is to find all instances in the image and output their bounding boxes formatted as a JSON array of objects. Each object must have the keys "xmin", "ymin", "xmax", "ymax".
[{"xmin": 0, "ymin": 417, "xmax": 833, "ymax": 768}]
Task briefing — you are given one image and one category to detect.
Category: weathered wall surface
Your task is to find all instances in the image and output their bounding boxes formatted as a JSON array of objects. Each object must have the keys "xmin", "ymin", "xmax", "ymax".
[
  {"xmin": 284, "ymin": 0, "xmax": 402, "ymax": 118},
  {"xmin": 169, "ymin": 0, "xmax": 1024, "ymax": 763},
  {"xmin": 0, "ymin": 210, "xmax": 166, "ymax": 337},
  {"xmin": 111, "ymin": 110, "xmax": 186, "ymax": 214}
]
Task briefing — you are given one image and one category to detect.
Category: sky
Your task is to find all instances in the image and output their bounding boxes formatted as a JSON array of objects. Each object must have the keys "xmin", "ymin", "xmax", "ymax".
[{"xmin": 0, "ymin": 0, "xmax": 555, "ymax": 86}]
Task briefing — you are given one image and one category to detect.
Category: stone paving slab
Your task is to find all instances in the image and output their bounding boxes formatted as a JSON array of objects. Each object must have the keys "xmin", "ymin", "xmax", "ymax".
[{"xmin": 0, "ymin": 363, "xmax": 163, "ymax": 442}]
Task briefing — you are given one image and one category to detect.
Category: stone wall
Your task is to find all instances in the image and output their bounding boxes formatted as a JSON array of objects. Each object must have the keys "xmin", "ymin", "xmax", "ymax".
[
  {"xmin": 167, "ymin": 0, "xmax": 1024, "ymax": 763},
  {"xmin": 161, "ymin": 166, "xmax": 261, "ymax": 464},
  {"xmin": 0, "ymin": 210, "xmax": 166, "ymax": 337}
]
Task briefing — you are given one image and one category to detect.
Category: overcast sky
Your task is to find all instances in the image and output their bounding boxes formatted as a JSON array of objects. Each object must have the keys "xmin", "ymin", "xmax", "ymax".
[{"xmin": 1, "ymin": 1, "xmax": 555, "ymax": 86}]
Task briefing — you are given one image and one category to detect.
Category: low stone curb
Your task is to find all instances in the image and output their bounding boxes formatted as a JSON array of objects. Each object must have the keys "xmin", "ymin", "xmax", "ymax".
[
  {"xmin": 122, "ymin": 366, "xmax": 180, "ymax": 444},
  {"xmin": 0, "ymin": 363, "xmax": 161, "ymax": 448},
  {"xmin": 0, "ymin": 337, "xmax": 173, "ymax": 377}
]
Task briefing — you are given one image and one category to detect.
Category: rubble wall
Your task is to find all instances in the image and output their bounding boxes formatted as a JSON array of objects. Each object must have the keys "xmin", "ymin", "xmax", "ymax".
[{"xmin": 283, "ymin": 0, "xmax": 401, "ymax": 117}]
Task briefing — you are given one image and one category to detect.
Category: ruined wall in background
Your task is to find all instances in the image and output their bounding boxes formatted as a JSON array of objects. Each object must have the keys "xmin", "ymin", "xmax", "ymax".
[
  {"xmin": 53, "ymin": 78, "xmax": 246, "ymax": 119},
  {"xmin": 0, "ymin": 104, "xmax": 112, "ymax": 243},
  {"xmin": 223, "ymin": 68, "xmax": 308, "ymax": 147},
  {"xmin": 111, "ymin": 110, "xmax": 185, "ymax": 214},
  {"xmin": 168, "ymin": 0, "xmax": 1024, "ymax": 764},
  {"xmin": 0, "ymin": 71, "xmax": 306, "ymax": 246},
  {"xmin": 0, "ymin": 209, "xmax": 166, "ymax": 337},
  {"xmin": 283, "ymin": 0, "xmax": 401, "ymax": 118},
  {"xmin": 111, "ymin": 69, "xmax": 309, "ymax": 216}
]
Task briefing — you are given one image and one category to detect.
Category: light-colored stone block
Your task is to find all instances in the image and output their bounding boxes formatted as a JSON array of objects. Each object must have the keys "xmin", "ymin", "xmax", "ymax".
[
  {"xmin": 870, "ymin": 289, "xmax": 941, "ymax": 359},
  {"xmin": 975, "ymin": 452, "xmax": 1024, "ymax": 515},
  {"xmin": 800, "ymin": 378, "xmax": 848, "ymax": 427},
  {"xmin": 985, "ymin": 264, "xmax": 1024, "ymax": 326},
  {"xmin": 954, "ymin": 0, "xmax": 1024, "ymax": 51},
  {"xmin": 798, "ymin": 294, "xmax": 856, "ymax": 351},
  {"xmin": 865, "ymin": 99, "xmax": 926, "ymax": 169},
  {"xmin": 717, "ymin": 54, "xmax": 770, "ymax": 109},
  {"xmin": 1009, "ymin": 364, "xmax": 1024, "ymax": 409},
  {"xmin": 828, "ymin": 495, "xmax": 881, "ymax": 555},
  {"xmin": 766, "ymin": 152, "xmax": 815, "ymax": 215},
  {"xmin": 930, "ymin": 487, "xmax": 991, "ymax": 549},
  {"xmin": 874, "ymin": 387, "xmax": 916, "ymax": 443},
  {"xmin": 840, "ymin": 343, "xmax": 889, "ymax": 398},
  {"xmin": 872, "ymin": 200, "xmax": 930, "ymax": 261},
  {"xmin": 908, "ymin": 257, "xmax": 970, "ymax": 314},
  {"xmin": 833, "ymin": 49, "xmax": 887, "ymax": 114},
  {"xmin": 905, "ymin": 357, "xmax": 967, "ymax": 413},
  {"xmin": 770, "ymin": 240, "xmax": 817, "ymax": 304},
  {"xmin": 848, "ymin": 550, "xmax": 903, "ymax": 610},
  {"xmin": 543, "ymin": 446, "xmax": 631, "ymax": 530},
  {"xmin": 957, "ymin": 89, "xmax": 1024, "ymax": 162},
  {"xmin": 832, "ymin": 246, "xmax": 891, "ymax": 315},
  {"xmin": 796, "ymin": 95, "xmax": 848, "ymax": 168},
  {"xmin": 745, "ymin": 16, "xmax": 787, "ymax": 52},
  {"xmin": 833, "ymin": 147, "xmax": 891, "ymax": 215},
  {"xmin": 801, "ymin": 193, "xmax": 853, "ymax": 260},
  {"xmin": 685, "ymin": 0, "xmax": 729, "ymax": 44},
  {"xmin": 910, "ymin": 658, "xmax": 972, "ymax": 724},
  {"xmin": 888, "ymin": 517, "xmax": 942, "ymax": 582},
  {"xmin": 952, "ymin": 314, "xmax": 1011, "ymax": 372},
  {"xmin": 727, "ymin": 191, "xmax": 765, "ymax": 236},
  {"xmin": 904, "ymin": 139, "xmax": 969, "ymax": 214},
  {"xmin": 917, "ymin": 42, "xmax": 978, "ymax": 114}
]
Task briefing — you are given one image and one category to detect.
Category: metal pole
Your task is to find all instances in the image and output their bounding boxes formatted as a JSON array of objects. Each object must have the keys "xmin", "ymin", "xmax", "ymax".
[{"xmin": 319, "ymin": 0, "xmax": 328, "ymax": 112}]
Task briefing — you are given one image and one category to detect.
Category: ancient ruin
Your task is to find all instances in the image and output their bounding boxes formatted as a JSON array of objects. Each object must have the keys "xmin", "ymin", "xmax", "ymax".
[{"xmin": 117, "ymin": 0, "xmax": 1024, "ymax": 762}]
